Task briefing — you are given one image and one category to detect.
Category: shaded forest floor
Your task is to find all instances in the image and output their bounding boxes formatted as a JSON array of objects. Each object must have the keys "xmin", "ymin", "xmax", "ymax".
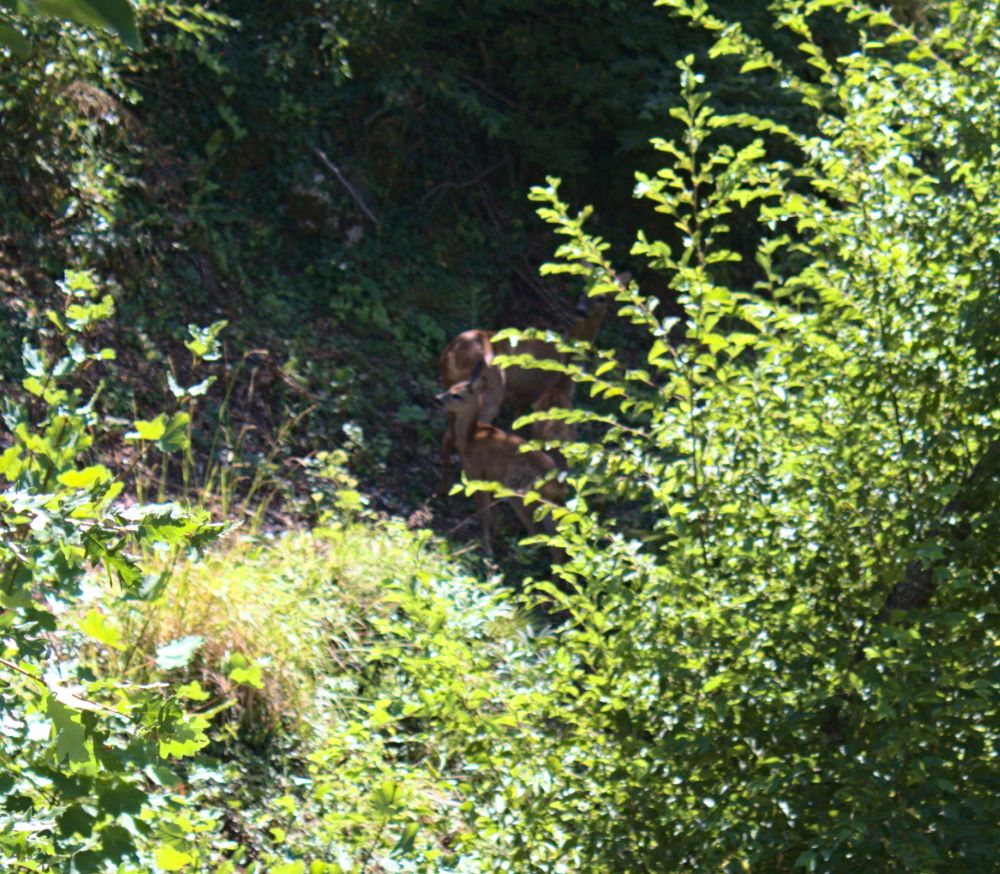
[{"xmin": 0, "ymin": 255, "xmax": 569, "ymax": 581}]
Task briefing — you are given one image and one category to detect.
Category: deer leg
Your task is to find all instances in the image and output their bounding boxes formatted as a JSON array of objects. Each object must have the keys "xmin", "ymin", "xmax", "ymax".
[
  {"xmin": 474, "ymin": 491, "xmax": 493, "ymax": 556},
  {"xmin": 438, "ymin": 412, "xmax": 456, "ymax": 498}
]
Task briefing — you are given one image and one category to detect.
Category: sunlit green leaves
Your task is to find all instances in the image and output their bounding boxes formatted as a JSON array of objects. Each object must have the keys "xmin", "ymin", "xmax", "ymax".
[
  {"xmin": 156, "ymin": 708, "xmax": 212, "ymax": 758},
  {"xmin": 184, "ymin": 320, "xmax": 227, "ymax": 362},
  {"xmin": 154, "ymin": 843, "xmax": 194, "ymax": 871},
  {"xmin": 15, "ymin": 0, "xmax": 141, "ymax": 48},
  {"xmin": 64, "ymin": 294, "xmax": 114, "ymax": 331},
  {"xmin": 46, "ymin": 696, "xmax": 91, "ymax": 766},
  {"xmin": 127, "ymin": 416, "xmax": 166, "ymax": 442},
  {"xmin": 0, "ymin": 271, "xmax": 222, "ymax": 870},
  {"xmin": 226, "ymin": 652, "xmax": 265, "ymax": 689},
  {"xmin": 78, "ymin": 608, "xmax": 125, "ymax": 650},
  {"xmin": 57, "ymin": 464, "xmax": 112, "ymax": 490},
  {"xmin": 126, "ymin": 412, "xmax": 190, "ymax": 452},
  {"xmin": 515, "ymin": 1, "xmax": 1000, "ymax": 869}
]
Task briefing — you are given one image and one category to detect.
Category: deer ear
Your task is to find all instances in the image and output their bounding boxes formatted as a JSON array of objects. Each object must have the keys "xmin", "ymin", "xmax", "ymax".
[{"xmin": 469, "ymin": 360, "xmax": 485, "ymax": 382}]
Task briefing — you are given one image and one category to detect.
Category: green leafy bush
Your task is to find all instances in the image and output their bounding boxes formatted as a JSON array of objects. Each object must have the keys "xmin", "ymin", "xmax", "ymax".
[
  {"xmin": 471, "ymin": 1, "xmax": 1000, "ymax": 869},
  {"xmin": 0, "ymin": 270, "xmax": 222, "ymax": 869},
  {"xmin": 104, "ymin": 519, "xmax": 534, "ymax": 871}
]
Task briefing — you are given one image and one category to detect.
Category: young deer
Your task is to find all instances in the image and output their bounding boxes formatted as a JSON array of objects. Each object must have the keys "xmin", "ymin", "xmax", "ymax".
[
  {"xmin": 437, "ymin": 295, "xmax": 609, "ymax": 496},
  {"xmin": 496, "ymin": 295, "xmax": 609, "ymax": 419},
  {"xmin": 435, "ymin": 361, "xmax": 566, "ymax": 559}
]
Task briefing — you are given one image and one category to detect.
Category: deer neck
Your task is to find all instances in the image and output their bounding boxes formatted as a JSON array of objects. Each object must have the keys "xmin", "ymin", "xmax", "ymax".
[{"xmin": 452, "ymin": 402, "xmax": 480, "ymax": 458}]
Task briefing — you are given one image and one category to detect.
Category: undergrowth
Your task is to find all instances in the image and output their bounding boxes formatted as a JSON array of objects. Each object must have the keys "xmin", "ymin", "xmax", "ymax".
[{"xmin": 96, "ymin": 520, "xmax": 534, "ymax": 870}]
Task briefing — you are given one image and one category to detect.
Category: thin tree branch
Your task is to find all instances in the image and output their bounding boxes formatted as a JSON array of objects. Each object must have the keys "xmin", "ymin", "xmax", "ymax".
[
  {"xmin": 314, "ymin": 148, "xmax": 380, "ymax": 226},
  {"xmin": 411, "ymin": 160, "xmax": 507, "ymax": 211}
]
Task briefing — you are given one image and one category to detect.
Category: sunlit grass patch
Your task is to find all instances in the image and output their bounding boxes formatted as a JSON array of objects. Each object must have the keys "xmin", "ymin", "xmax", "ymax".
[{"xmin": 113, "ymin": 520, "xmax": 515, "ymax": 738}]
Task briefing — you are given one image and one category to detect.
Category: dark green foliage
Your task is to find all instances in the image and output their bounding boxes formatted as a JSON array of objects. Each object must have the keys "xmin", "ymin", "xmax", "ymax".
[
  {"xmin": 0, "ymin": 0, "xmax": 861, "ymax": 502},
  {"xmin": 0, "ymin": 0, "xmax": 139, "ymax": 54},
  {"xmin": 2, "ymin": 0, "xmax": 995, "ymax": 871}
]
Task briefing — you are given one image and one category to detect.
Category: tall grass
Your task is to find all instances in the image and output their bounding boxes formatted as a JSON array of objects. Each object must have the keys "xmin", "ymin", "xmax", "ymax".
[{"xmin": 112, "ymin": 519, "xmax": 521, "ymax": 737}]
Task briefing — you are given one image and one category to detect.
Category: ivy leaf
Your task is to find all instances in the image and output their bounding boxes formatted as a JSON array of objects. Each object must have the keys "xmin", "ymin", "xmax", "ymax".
[
  {"xmin": 126, "ymin": 415, "xmax": 166, "ymax": 442},
  {"xmin": 98, "ymin": 783, "xmax": 148, "ymax": 816},
  {"xmin": 57, "ymin": 803, "xmax": 96, "ymax": 838},
  {"xmin": 157, "ymin": 412, "xmax": 190, "ymax": 453},
  {"xmin": 65, "ymin": 294, "xmax": 114, "ymax": 330},
  {"xmin": 126, "ymin": 412, "xmax": 189, "ymax": 452},
  {"xmin": 105, "ymin": 550, "xmax": 142, "ymax": 590},
  {"xmin": 371, "ymin": 778, "xmax": 403, "ymax": 815},
  {"xmin": 154, "ymin": 844, "xmax": 193, "ymax": 871},
  {"xmin": 158, "ymin": 713, "xmax": 211, "ymax": 759},
  {"xmin": 0, "ymin": 445, "xmax": 23, "ymax": 480},
  {"xmin": 136, "ymin": 505, "xmax": 209, "ymax": 547},
  {"xmin": 184, "ymin": 320, "xmax": 227, "ymax": 361},
  {"xmin": 228, "ymin": 660, "xmax": 264, "ymax": 689},
  {"xmin": 47, "ymin": 697, "xmax": 91, "ymax": 766},
  {"xmin": 58, "ymin": 464, "xmax": 112, "ymax": 490},
  {"xmin": 100, "ymin": 823, "xmax": 137, "ymax": 863}
]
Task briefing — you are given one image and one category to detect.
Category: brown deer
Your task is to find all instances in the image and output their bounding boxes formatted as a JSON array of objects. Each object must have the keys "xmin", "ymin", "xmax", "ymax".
[
  {"xmin": 437, "ymin": 294, "xmax": 609, "ymax": 496},
  {"xmin": 435, "ymin": 360, "xmax": 566, "ymax": 559}
]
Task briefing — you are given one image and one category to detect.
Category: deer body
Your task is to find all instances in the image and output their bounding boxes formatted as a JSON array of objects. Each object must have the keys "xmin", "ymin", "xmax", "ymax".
[
  {"xmin": 436, "ymin": 362, "xmax": 565, "ymax": 558},
  {"xmin": 530, "ymin": 372, "xmax": 576, "ymax": 466}
]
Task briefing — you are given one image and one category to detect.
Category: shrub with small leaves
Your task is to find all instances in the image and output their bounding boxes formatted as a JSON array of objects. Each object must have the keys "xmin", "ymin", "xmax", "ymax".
[{"xmin": 469, "ymin": 1, "xmax": 1000, "ymax": 869}]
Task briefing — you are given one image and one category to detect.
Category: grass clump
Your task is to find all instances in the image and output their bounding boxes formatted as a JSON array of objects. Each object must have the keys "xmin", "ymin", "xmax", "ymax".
[
  {"xmin": 103, "ymin": 518, "xmax": 537, "ymax": 870},
  {"xmin": 118, "ymin": 521, "xmax": 506, "ymax": 734}
]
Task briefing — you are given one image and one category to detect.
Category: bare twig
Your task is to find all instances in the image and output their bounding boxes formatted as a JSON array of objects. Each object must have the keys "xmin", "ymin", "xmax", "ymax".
[
  {"xmin": 412, "ymin": 160, "xmax": 507, "ymax": 211},
  {"xmin": 0, "ymin": 657, "xmax": 47, "ymax": 688},
  {"xmin": 314, "ymin": 148, "xmax": 380, "ymax": 226}
]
